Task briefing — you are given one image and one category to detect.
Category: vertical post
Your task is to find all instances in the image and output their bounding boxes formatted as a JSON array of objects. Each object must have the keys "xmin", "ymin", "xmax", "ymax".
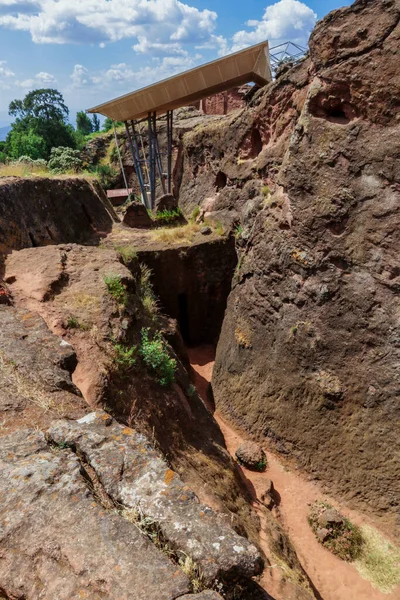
[
  {"xmin": 167, "ymin": 110, "xmax": 173, "ymax": 195},
  {"xmin": 125, "ymin": 121, "xmax": 149, "ymax": 209},
  {"xmin": 153, "ymin": 112, "xmax": 166, "ymax": 196},
  {"xmin": 147, "ymin": 112, "xmax": 156, "ymax": 210}
]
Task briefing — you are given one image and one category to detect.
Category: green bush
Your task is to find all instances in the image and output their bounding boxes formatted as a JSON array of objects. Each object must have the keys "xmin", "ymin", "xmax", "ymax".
[
  {"xmin": 103, "ymin": 274, "xmax": 127, "ymax": 305},
  {"xmin": 0, "ymin": 151, "xmax": 8, "ymax": 164},
  {"xmin": 113, "ymin": 343, "xmax": 137, "ymax": 369},
  {"xmin": 18, "ymin": 155, "xmax": 47, "ymax": 168},
  {"xmin": 47, "ymin": 146, "xmax": 82, "ymax": 173},
  {"xmin": 153, "ymin": 208, "xmax": 183, "ymax": 225},
  {"xmin": 140, "ymin": 328, "xmax": 176, "ymax": 386}
]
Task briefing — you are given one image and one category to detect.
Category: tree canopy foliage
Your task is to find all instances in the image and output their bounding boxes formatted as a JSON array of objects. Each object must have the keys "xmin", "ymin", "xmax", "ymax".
[
  {"xmin": 76, "ymin": 111, "xmax": 93, "ymax": 136},
  {"xmin": 5, "ymin": 88, "xmax": 76, "ymax": 160}
]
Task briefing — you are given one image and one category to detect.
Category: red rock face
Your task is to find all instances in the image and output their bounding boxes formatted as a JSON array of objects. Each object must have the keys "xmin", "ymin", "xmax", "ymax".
[
  {"xmin": 191, "ymin": 86, "xmax": 251, "ymax": 115},
  {"xmin": 176, "ymin": 0, "xmax": 400, "ymax": 523}
]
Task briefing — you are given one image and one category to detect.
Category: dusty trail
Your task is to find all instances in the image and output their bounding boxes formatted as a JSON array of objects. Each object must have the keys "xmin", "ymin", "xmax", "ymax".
[{"xmin": 187, "ymin": 345, "xmax": 398, "ymax": 600}]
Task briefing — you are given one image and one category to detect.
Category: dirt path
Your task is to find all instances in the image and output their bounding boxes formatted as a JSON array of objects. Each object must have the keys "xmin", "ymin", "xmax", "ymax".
[{"xmin": 187, "ymin": 345, "xmax": 398, "ymax": 600}]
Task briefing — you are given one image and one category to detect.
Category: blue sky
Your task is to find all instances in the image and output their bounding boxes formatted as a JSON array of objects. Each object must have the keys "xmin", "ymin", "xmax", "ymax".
[{"xmin": 0, "ymin": 0, "xmax": 350, "ymax": 127}]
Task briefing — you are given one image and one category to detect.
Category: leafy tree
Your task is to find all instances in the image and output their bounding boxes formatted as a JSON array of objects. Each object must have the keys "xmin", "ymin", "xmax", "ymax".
[
  {"xmin": 92, "ymin": 114, "xmax": 101, "ymax": 132},
  {"xmin": 7, "ymin": 128, "xmax": 47, "ymax": 160},
  {"xmin": 76, "ymin": 111, "xmax": 93, "ymax": 135},
  {"xmin": 9, "ymin": 89, "xmax": 69, "ymax": 122},
  {"xmin": 103, "ymin": 117, "xmax": 124, "ymax": 132},
  {"xmin": 6, "ymin": 88, "xmax": 76, "ymax": 160}
]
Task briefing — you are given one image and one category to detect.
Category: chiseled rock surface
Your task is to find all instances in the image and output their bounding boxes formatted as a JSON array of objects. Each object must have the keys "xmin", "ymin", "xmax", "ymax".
[
  {"xmin": 0, "ymin": 305, "xmax": 78, "ymax": 394},
  {"xmin": 48, "ymin": 411, "xmax": 263, "ymax": 584},
  {"xmin": 0, "ymin": 428, "xmax": 191, "ymax": 600},
  {"xmin": 180, "ymin": 593, "xmax": 223, "ymax": 600}
]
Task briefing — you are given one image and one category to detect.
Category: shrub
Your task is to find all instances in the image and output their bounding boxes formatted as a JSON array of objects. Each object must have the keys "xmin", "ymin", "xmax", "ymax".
[
  {"xmin": 103, "ymin": 274, "xmax": 127, "ymax": 305},
  {"xmin": 140, "ymin": 328, "xmax": 176, "ymax": 386},
  {"xmin": 308, "ymin": 501, "xmax": 364, "ymax": 561},
  {"xmin": 113, "ymin": 343, "xmax": 137, "ymax": 369},
  {"xmin": 153, "ymin": 208, "xmax": 183, "ymax": 225},
  {"xmin": 47, "ymin": 146, "xmax": 82, "ymax": 173},
  {"xmin": 0, "ymin": 151, "xmax": 7, "ymax": 164}
]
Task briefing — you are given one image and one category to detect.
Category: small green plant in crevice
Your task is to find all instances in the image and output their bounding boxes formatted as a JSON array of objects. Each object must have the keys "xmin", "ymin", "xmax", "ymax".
[
  {"xmin": 153, "ymin": 207, "xmax": 183, "ymax": 225},
  {"xmin": 115, "ymin": 244, "xmax": 137, "ymax": 265},
  {"xmin": 66, "ymin": 315, "xmax": 90, "ymax": 331},
  {"xmin": 261, "ymin": 185, "xmax": 271, "ymax": 197},
  {"xmin": 190, "ymin": 205, "xmax": 200, "ymax": 223},
  {"xmin": 103, "ymin": 274, "xmax": 127, "ymax": 305},
  {"xmin": 308, "ymin": 501, "xmax": 364, "ymax": 561},
  {"xmin": 140, "ymin": 328, "xmax": 177, "ymax": 386},
  {"xmin": 113, "ymin": 343, "xmax": 137, "ymax": 369},
  {"xmin": 187, "ymin": 383, "xmax": 197, "ymax": 398},
  {"xmin": 137, "ymin": 264, "xmax": 159, "ymax": 318},
  {"xmin": 255, "ymin": 457, "xmax": 267, "ymax": 472},
  {"xmin": 215, "ymin": 221, "xmax": 224, "ymax": 236},
  {"xmin": 234, "ymin": 224, "xmax": 243, "ymax": 239}
]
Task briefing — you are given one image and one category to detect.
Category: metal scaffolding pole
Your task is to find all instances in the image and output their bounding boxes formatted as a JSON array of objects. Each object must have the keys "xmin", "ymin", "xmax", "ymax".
[
  {"xmin": 124, "ymin": 121, "xmax": 149, "ymax": 209},
  {"xmin": 167, "ymin": 110, "xmax": 173, "ymax": 194},
  {"xmin": 152, "ymin": 112, "xmax": 166, "ymax": 197}
]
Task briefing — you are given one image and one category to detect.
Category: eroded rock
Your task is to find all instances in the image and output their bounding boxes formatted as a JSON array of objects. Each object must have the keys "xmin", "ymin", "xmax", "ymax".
[
  {"xmin": 123, "ymin": 202, "xmax": 153, "ymax": 228},
  {"xmin": 48, "ymin": 411, "xmax": 263, "ymax": 585},
  {"xmin": 236, "ymin": 442, "xmax": 267, "ymax": 472},
  {"xmin": 0, "ymin": 428, "xmax": 190, "ymax": 600}
]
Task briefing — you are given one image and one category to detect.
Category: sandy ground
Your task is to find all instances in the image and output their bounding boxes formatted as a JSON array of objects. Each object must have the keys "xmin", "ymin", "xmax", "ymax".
[{"xmin": 187, "ymin": 344, "xmax": 399, "ymax": 600}]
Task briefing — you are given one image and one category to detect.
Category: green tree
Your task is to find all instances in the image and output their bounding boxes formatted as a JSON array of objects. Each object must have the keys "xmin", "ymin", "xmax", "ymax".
[
  {"xmin": 103, "ymin": 117, "xmax": 124, "ymax": 132},
  {"xmin": 76, "ymin": 111, "xmax": 93, "ymax": 135},
  {"xmin": 6, "ymin": 88, "xmax": 76, "ymax": 160},
  {"xmin": 7, "ymin": 128, "xmax": 46, "ymax": 160},
  {"xmin": 92, "ymin": 114, "xmax": 101, "ymax": 132}
]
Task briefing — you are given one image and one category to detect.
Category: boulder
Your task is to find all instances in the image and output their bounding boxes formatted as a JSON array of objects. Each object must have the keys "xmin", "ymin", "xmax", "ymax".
[
  {"xmin": 155, "ymin": 193, "xmax": 178, "ymax": 212},
  {"xmin": 317, "ymin": 508, "xmax": 344, "ymax": 529},
  {"xmin": 48, "ymin": 412, "xmax": 263, "ymax": 585},
  {"xmin": 236, "ymin": 442, "xmax": 267, "ymax": 471},
  {"xmin": 0, "ymin": 428, "xmax": 190, "ymax": 600},
  {"xmin": 201, "ymin": 226, "xmax": 212, "ymax": 235},
  {"xmin": 123, "ymin": 201, "xmax": 153, "ymax": 228}
]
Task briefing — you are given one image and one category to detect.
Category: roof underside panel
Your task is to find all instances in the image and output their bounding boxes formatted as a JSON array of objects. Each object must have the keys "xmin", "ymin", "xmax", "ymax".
[{"xmin": 87, "ymin": 41, "xmax": 271, "ymax": 122}]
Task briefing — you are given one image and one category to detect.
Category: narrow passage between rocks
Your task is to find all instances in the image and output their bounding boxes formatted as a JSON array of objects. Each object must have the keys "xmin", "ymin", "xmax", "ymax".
[{"xmin": 187, "ymin": 345, "xmax": 398, "ymax": 600}]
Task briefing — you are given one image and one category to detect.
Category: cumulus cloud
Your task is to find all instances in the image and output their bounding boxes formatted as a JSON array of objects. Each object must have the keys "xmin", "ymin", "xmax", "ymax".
[
  {"xmin": 74, "ymin": 54, "xmax": 201, "ymax": 95},
  {"xmin": 0, "ymin": 60, "xmax": 15, "ymax": 78},
  {"xmin": 16, "ymin": 71, "xmax": 57, "ymax": 88},
  {"xmin": 0, "ymin": 0, "xmax": 218, "ymax": 56},
  {"xmin": 230, "ymin": 0, "xmax": 317, "ymax": 52}
]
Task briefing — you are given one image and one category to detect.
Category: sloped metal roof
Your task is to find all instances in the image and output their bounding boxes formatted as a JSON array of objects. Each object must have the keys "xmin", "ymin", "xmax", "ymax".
[{"xmin": 87, "ymin": 41, "xmax": 271, "ymax": 122}]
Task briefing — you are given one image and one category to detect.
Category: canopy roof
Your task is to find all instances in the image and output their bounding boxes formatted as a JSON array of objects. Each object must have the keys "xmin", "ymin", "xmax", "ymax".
[{"xmin": 87, "ymin": 41, "xmax": 271, "ymax": 122}]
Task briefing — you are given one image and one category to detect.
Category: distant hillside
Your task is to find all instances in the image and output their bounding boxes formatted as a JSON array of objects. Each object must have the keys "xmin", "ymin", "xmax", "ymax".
[{"xmin": 0, "ymin": 126, "xmax": 11, "ymax": 142}]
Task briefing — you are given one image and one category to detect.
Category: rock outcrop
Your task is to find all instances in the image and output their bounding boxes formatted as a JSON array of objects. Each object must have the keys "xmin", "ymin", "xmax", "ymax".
[
  {"xmin": 0, "ymin": 177, "xmax": 118, "ymax": 276},
  {"xmin": 175, "ymin": 0, "xmax": 400, "ymax": 521}
]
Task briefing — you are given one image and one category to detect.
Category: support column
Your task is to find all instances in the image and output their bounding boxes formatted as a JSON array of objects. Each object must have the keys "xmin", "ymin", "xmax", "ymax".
[
  {"xmin": 125, "ymin": 121, "xmax": 149, "ymax": 209},
  {"xmin": 167, "ymin": 110, "xmax": 173, "ymax": 195}
]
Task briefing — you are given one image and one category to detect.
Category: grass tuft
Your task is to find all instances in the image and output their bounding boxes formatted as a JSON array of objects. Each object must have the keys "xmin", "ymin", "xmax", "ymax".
[
  {"xmin": 137, "ymin": 264, "xmax": 159, "ymax": 318},
  {"xmin": 151, "ymin": 221, "xmax": 201, "ymax": 244},
  {"xmin": 113, "ymin": 343, "xmax": 137, "ymax": 370},
  {"xmin": 355, "ymin": 525, "xmax": 400, "ymax": 593},
  {"xmin": 115, "ymin": 245, "xmax": 137, "ymax": 264}
]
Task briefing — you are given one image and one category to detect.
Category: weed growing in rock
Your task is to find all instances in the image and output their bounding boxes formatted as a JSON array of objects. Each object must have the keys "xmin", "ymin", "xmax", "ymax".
[
  {"xmin": 261, "ymin": 185, "xmax": 271, "ymax": 197},
  {"xmin": 190, "ymin": 206, "xmax": 200, "ymax": 222},
  {"xmin": 234, "ymin": 224, "xmax": 243, "ymax": 239},
  {"xmin": 215, "ymin": 221, "xmax": 224, "ymax": 236},
  {"xmin": 115, "ymin": 245, "xmax": 137, "ymax": 264},
  {"xmin": 103, "ymin": 274, "xmax": 127, "ymax": 305},
  {"xmin": 137, "ymin": 264, "xmax": 159, "ymax": 317},
  {"xmin": 179, "ymin": 555, "xmax": 205, "ymax": 593},
  {"xmin": 152, "ymin": 221, "xmax": 201, "ymax": 244},
  {"xmin": 140, "ymin": 328, "xmax": 176, "ymax": 386},
  {"xmin": 153, "ymin": 208, "xmax": 183, "ymax": 225},
  {"xmin": 66, "ymin": 315, "xmax": 90, "ymax": 330},
  {"xmin": 308, "ymin": 501, "xmax": 364, "ymax": 561},
  {"xmin": 187, "ymin": 383, "xmax": 197, "ymax": 398},
  {"xmin": 113, "ymin": 343, "xmax": 137, "ymax": 369}
]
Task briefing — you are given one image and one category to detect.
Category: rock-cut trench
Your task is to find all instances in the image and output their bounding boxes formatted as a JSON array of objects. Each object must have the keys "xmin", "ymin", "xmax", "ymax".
[{"xmin": 137, "ymin": 237, "xmax": 398, "ymax": 600}]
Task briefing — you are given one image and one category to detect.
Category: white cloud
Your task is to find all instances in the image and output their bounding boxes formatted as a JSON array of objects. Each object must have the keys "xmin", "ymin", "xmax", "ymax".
[
  {"xmin": 0, "ymin": 60, "xmax": 15, "ymax": 78},
  {"xmin": 16, "ymin": 71, "xmax": 57, "ymax": 88},
  {"xmin": 0, "ymin": 0, "xmax": 218, "ymax": 57},
  {"xmin": 77, "ymin": 54, "xmax": 200, "ymax": 95},
  {"xmin": 70, "ymin": 64, "xmax": 89, "ymax": 88},
  {"xmin": 230, "ymin": 0, "xmax": 317, "ymax": 52}
]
